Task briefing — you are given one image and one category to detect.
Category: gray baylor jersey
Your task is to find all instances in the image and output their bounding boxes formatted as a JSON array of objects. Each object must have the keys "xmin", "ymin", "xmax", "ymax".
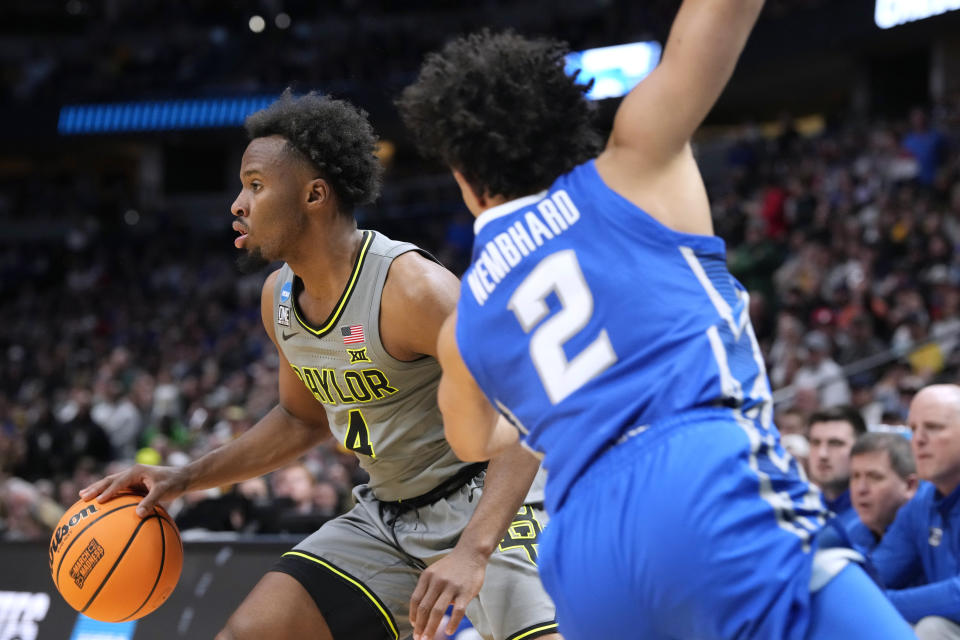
[{"xmin": 271, "ymin": 230, "xmax": 468, "ymax": 501}]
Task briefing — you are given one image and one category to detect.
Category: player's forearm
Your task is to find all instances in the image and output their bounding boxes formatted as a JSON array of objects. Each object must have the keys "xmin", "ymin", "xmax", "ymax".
[
  {"xmin": 455, "ymin": 442, "xmax": 541, "ymax": 558},
  {"xmin": 655, "ymin": 0, "xmax": 765, "ymax": 142},
  {"xmin": 887, "ymin": 579, "xmax": 960, "ymax": 623},
  {"xmin": 182, "ymin": 404, "xmax": 326, "ymax": 492},
  {"xmin": 673, "ymin": 0, "xmax": 763, "ymax": 87},
  {"xmin": 444, "ymin": 415, "xmax": 518, "ymax": 462}
]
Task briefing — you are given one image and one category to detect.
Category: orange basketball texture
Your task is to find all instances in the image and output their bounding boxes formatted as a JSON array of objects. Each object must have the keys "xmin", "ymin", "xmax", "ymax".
[{"xmin": 49, "ymin": 493, "xmax": 183, "ymax": 622}]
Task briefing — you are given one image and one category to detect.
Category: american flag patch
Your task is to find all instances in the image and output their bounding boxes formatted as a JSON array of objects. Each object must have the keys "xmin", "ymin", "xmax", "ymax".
[{"xmin": 341, "ymin": 325, "xmax": 365, "ymax": 345}]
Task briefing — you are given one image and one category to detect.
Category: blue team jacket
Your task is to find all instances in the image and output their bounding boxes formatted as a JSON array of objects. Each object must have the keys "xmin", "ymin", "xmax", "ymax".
[{"xmin": 871, "ymin": 481, "xmax": 960, "ymax": 623}]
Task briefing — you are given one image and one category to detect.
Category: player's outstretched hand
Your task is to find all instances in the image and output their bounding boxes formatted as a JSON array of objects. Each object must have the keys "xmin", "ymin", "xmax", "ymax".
[
  {"xmin": 79, "ymin": 464, "xmax": 189, "ymax": 518},
  {"xmin": 410, "ymin": 546, "xmax": 487, "ymax": 640}
]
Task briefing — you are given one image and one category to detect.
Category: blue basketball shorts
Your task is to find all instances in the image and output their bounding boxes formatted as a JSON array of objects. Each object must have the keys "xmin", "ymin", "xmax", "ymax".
[{"xmin": 537, "ymin": 408, "xmax": 828, "ymax": 640}]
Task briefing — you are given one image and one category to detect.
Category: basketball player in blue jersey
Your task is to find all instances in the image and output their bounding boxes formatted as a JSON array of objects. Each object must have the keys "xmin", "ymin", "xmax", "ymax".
[
  {"xmin": 81, "ymin": 92, "xmax": 561, "ymax": 640},
  {"xmin": 398, "ymin": 2, "xmax": 918, "ymax": 639}
]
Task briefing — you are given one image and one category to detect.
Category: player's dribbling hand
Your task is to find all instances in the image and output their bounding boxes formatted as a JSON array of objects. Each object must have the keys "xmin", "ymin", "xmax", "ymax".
[
  {"xmin": 79, "ymin": 464, "xmax": 189, "ymax": 518},
  {"xmin": 409, "ymin": 547, "xmax": 486, "ymax": 640}
]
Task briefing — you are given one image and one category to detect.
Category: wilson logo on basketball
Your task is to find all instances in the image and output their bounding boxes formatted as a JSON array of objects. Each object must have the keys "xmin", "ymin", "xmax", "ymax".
[
  {"xmin": 48, "ymin": 504, "xmax": 98, "ymax": 569},
  {"xmin": 69, "ymin": 538, "xmax": 105, "ymax": 588}
]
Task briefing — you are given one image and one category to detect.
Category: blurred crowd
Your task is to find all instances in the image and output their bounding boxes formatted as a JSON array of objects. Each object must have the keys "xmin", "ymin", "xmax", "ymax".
[
  {"xmin": 3, "ymin": 0, "xmax": 829, "ymax": 108},
  {"xmin": 717, "ymin": 100, "xmax": 960, "ymax": 436},
  {"xmin": 1, "ymin": 94, "xmax": 958, "ymax": 546},
  {"xmin": 0, "ymin": 225, "xmax": 368, "ymax": 540},
  {"xmin": 3, "ymin": 0, "xmax": 664, "ymax": 107}
]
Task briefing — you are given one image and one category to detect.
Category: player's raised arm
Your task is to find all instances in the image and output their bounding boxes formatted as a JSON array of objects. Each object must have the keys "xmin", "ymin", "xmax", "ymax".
[{"xmin": 607, "ymin": 0, "xmax": 764, "ymax": 162}]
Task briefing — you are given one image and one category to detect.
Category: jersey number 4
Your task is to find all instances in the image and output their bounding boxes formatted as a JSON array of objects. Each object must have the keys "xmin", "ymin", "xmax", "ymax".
[
  {"xmin": 508, "ymin": 250, "xmax": 617, "ymax": 404},
  {"xmin": 344, "ymin": 409, "xmax": 375, "ymax": 457}
]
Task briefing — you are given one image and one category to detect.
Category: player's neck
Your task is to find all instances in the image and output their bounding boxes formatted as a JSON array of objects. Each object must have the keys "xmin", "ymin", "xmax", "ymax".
[
  {"xmin": 934, "ymin": 473, "xmax": 960, "ymax": 499},
  {"xmin": 463, "ymin": 193, "xmax": 510, "ymax": 218},
  {"xmin": 289, "ymin": 225, "xmax": 365, "ymax": 308},
  {"xmin": 452, "ymin": 169, "xmax": 508, "ymax": 217},
  {"xmin": 820, "ymin": 481, "xmax": 848, "ymax": 503}
]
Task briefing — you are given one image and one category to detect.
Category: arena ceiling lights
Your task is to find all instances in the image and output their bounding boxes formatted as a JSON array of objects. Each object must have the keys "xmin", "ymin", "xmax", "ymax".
[
  {"xmin": 57, "ymin": 95, "xmax": 277, "ymax": 135},
  {"xmin": 874, "ymin": 0, "xmax": 960, "ymax": 28},
  {"xmin": 565, "ymin": 41, "xmax": 662, "ymax": 101},
  {"xmin": 59, "ymin": 40, "xmax": 666, "ymax": 135}
]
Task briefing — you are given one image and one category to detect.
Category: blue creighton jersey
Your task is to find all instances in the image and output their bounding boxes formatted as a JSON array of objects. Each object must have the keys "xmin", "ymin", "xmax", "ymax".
[{"xmin": 456, "ymin": 159, "xmax": 777, "ymax": 513}]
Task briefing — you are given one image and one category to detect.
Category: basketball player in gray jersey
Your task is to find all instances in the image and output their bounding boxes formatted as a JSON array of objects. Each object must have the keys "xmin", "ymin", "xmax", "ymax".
[{"xmin": 81, "ymin": 91, "xmax": 560, "ymax": 640}]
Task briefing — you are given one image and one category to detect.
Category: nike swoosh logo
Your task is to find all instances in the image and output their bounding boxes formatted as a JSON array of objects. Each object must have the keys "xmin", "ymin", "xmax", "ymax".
[{"xmin": 281, "ymin": 331, "xmax": 298, "ymax": 341}]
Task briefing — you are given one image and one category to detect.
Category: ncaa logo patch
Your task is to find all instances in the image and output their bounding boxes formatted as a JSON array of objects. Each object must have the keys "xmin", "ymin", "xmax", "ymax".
[
  {"xmin": 277, "ymin": 304, "xmax": 291, "ymax": 327},
  {"xmin": 280, "ymin": 281, "xmax": 292, "ymax": 303}
]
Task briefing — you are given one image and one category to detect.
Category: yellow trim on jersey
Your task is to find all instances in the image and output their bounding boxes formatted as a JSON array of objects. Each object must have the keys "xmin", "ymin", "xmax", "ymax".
[
  {"xmin": 293, "ymin": 230, "xmax": 373, "ymax": 337},
  {"xmin": 281, "ymin": 551, "xmax": 398, "ymax": 639},
  {"xmin": 508, "ymin": 622, "xmax": 560, "ymax": 640}
]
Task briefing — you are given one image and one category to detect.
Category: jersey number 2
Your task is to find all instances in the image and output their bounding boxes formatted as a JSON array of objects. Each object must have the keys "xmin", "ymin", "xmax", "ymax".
[{"xmin": 508, "ymin": 250, "xmax": 617, "ymax": 404}]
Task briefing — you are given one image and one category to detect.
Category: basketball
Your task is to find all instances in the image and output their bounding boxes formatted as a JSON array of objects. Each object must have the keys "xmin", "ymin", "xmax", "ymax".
[{"xmin": 48, "ymin": 493, "xmax": 183, "ymax": 622}]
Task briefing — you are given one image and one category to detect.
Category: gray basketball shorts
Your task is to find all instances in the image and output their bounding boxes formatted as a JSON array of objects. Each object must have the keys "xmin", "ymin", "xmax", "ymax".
[{"xmin": 272, "ymin": 471, "xmax": 558, "ymax": 640}]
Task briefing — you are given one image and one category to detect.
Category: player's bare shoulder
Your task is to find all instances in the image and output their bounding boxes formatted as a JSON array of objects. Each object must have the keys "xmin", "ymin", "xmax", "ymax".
[
  {"xmin": 382, "ymin": 251, "xmax": 460, "ymax": 316},
  {"xmin": 380, "ymin": 251, "xmax": 460, "ymax": 360}
]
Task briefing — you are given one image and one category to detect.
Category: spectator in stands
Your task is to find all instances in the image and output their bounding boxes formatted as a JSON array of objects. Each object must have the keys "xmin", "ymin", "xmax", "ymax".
[
  {"xmin": 847, "ymin": 432, "xmax": 917, "ymax": 553},
  {"xmin": 312, "ymin": 479, "xmax": 343, "ymax": 521},
  {"xmin": 838, "ymin": 314, "xmax": 885, "ymax": 367},
  {"xmin": 808, "ymin": 405, "xmax": 867, "ymax": 522},
  {"xmin": 782, "ymin": 433, "xmax": 811, "ymax": 477},
  {"xmin": 902, "ymin": 107, "xmax": 946, "ymax": 187},
  {"xmin": 272, "ymin": 464, "xmax": 316, "ymax": 515},
  {"xmin": 873, "ymin": 384, "xmax": 960, "ymax": 638},
  {"xmin": 91, "ymin": 378, "xmax": 142, "ymax": 462},
  {"xmin": 16, "ymin": 401, "xmax": 65, "ymax": 481},
  {"xmin": 174, "ymin": 485, "xmax": 255, "ymax": 533},
  {"xmin": 931, "ymin": 286, "xmax": 960, "ymax": 362},
  {"xmin": 727, "ymin": 219, "xmax": 783, "ymax": 303},
  {"xmin": 0, "ymin": 477, "xmax": 62, "ymax": 540},
  {"xmin": 850, "ymin": 374, "xmax": 885, "ymax": 429},
  {"xmin": 776, "ymin": 406, "xmax": 807, "ymax": 436},
  {"xmin": 270, "ymin": 463, "xmax": 331, "ymax": 534},
  {"xmin": 793, "ymin": 330, "xmax": 851, "ymax": 407},
  {"xmin": 893, "ymin": 311, "xmax": 945, "ymax": 379},
  {"xmin": 768, "ymin": 311, "xmax": 805, "ymax": 389}
]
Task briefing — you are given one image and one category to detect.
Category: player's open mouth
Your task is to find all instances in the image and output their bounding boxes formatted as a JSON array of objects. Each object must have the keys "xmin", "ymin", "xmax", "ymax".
[{"xmin": 233, "ymin": 221, "xmax": 249, "ymax": 249}]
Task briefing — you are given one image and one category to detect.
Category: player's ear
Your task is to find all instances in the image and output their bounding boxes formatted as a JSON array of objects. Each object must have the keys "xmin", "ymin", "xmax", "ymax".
[
  {"xmin": 452, "ymin": 169, "xmax": 486, "ymax": 214},
  {"xmin": 306, "ymin": 178, "xmax": 329, "ymax": 206},
  {"xmin": 905, "ymin": 472, "xmax": 919, "ymax": 498}
]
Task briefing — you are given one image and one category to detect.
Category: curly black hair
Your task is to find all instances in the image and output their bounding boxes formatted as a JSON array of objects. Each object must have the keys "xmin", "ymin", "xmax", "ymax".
[
  {"xmin": 397, "ymin": 30, "xmax": 602, "ymax": 200},
  {"xmin": 245, "ymin": 90, "xmax": 383, "ymax": 211}
]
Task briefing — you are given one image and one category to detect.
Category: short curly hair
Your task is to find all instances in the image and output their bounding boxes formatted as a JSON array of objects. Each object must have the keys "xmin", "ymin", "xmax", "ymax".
[
  {"xmin": 245, "ymin": 90, "xmax": 383, "ymax": 211},
  {"xmin": 397, "ymin": 30, "xmax": 602, "ymax": 200}
]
